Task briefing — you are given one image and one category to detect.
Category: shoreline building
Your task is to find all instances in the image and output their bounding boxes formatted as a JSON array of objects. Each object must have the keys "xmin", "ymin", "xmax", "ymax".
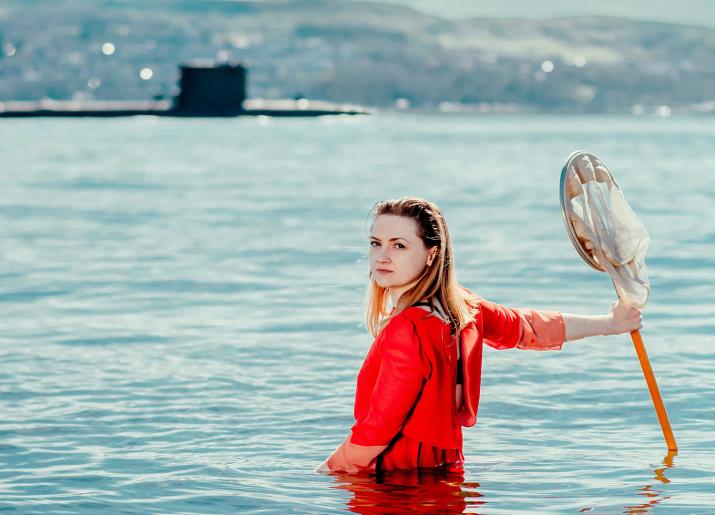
[{"xmin": 0, "ymin": 61, "xmax": 369, "ymax": 118}]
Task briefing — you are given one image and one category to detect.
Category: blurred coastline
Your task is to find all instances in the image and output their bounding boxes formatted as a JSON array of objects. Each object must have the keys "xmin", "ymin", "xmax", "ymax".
[{"xmin": 1, "ymin": 0, "xmax": 714, "ymax": 115}]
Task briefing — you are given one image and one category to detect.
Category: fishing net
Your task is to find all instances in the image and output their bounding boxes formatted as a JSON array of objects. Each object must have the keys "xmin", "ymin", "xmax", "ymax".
[{"xmin": 560, "ymin": 151, "xmax": 650, "ymax": 308}]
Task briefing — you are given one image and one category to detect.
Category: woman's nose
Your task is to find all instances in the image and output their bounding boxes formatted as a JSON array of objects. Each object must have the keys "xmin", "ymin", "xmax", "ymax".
[{"xmin": 376, "ymin": 249, "xmax": 391, "ymax": 262}]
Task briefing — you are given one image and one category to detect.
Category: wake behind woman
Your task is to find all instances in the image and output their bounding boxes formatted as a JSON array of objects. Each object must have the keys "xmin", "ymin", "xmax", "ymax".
[{"xmin": 317, "ymin": 197, "xmax": 642, "ymax": 474}]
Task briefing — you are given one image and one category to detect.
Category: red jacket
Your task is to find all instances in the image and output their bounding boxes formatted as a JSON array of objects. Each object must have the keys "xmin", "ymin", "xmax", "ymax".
[{"xmin": 350, "ymin": 294, "xmax": 565, "ymax": 450}]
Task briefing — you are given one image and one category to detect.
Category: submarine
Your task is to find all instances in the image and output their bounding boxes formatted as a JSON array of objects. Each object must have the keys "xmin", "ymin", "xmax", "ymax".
[{"xmin": 0, "ymin": 60, "xmax": 370, "ymax": 118}]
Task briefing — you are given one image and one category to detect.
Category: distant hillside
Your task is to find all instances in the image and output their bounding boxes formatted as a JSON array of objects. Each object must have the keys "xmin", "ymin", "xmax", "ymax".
[{"xmin": 1, "ymin": 0, "xmax": 714, "ymax": 112}]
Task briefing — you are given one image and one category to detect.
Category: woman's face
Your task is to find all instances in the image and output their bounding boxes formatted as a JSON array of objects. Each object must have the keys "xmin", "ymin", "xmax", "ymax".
[{"xmin": 369, "ymin": 214, "xmax": 436, "ymax": 296}]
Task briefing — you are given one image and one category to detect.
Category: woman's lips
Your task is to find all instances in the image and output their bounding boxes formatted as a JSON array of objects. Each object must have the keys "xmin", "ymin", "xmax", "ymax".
[{"xmin": 376, "ymin": 269, "xmax": 393, "ymax": 274}]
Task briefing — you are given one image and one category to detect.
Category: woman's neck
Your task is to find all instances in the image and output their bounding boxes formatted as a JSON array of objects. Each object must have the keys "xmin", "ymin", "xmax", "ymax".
[{"xmin": 388, "ymin": 280, "xmax": 420, "ymax": 306}]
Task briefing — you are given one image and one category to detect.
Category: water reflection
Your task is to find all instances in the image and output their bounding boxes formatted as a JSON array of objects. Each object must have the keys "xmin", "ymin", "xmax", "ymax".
[
  {"xmin": 623, "ymin": 451, "xmax": 677, "ymax": 514},
  {"xmin": 328, "ymin": 451, "xmax": 676, "ymax": 514},
  {"xmin": 330, "ymin": 467, "xmax": 484, "ymax": 514}
]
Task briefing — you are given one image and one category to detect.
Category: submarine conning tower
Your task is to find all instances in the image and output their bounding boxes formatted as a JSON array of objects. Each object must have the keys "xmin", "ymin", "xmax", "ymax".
[
  {"xmin": 173, "ymin": 60, "xmax": 247, "ymax": 115},
  {"xmin": 0, "ymin": 59, "xmax": 369, "ymax": 118}
]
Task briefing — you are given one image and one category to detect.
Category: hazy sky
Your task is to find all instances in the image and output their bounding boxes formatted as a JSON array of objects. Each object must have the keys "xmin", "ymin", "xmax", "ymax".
[{"xmin": 367, "ymin": 0, "xmax": 715, "ymax": 28}]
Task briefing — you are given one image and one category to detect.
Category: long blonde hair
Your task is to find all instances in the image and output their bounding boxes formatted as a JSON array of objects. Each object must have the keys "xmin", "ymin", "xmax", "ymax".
[{"xmin": 365, "ymin": 197, "xmax": 479, "ymax": 336}]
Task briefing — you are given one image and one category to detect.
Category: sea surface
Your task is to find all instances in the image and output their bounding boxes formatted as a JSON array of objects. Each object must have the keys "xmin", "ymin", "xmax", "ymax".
[{"xmin": 1, "ymin": 113, "xmax": 713, "ymax": 514}]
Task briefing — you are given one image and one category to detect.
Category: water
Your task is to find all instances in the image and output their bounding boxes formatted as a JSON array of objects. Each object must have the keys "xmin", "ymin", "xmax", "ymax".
[{"xmin": 1, "ymin": 113, "xmax": 714, "ymax": 513}]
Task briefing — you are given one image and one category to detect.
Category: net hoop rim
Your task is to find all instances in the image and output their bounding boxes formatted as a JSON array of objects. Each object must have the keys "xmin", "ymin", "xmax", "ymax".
[{"xmin": 559, "ymin": 150, "xmax": 619, "ymax": 272}]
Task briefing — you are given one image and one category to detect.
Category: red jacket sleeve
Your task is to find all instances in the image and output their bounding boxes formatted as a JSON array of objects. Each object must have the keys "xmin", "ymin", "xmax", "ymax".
[
  {"xmin": 479, "ymin": 297, "xmax": 565, "ymax": 351},
  {"xmin": 349, "ymin": 317, "xmax": 426, "ymax": 446}
]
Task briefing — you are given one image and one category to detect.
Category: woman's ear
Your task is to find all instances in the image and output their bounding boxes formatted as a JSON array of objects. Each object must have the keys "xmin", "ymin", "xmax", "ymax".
[{"xmin": 427, "ymin": 248, "xmax": 437, "ymax": 266}]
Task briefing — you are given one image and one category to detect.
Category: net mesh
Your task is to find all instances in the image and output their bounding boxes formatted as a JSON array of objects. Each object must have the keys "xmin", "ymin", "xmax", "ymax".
[{"xmin": 562, "ymin": 153, "xmax": 650, "ymax": 308}]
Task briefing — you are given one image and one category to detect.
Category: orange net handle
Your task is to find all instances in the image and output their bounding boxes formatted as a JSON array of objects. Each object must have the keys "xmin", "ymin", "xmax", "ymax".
[{"xmin": 630, "ymin": 330, "xmax": 678, "ymax": 451}]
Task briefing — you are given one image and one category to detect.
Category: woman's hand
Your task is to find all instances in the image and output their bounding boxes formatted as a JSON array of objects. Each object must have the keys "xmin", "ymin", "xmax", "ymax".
[
  {"xmin": 607, "ymin": 299, "xmax": 643, "ymax": 335},
  {"xmin": 314, "ymin": 450, "xmax": 367, "ymax": 474},
  {"xmin": 326, "ymin": 451, "xmax": 366, "ymax": 474},
  {"xmin": 315, "ymin": 431, "xmax": 383, "ymax": 474}
]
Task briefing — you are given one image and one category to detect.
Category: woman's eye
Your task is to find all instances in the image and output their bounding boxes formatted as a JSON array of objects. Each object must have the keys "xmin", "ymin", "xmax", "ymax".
[
  {"xmin": 370, "ymin": 241, "xmax": 380, "ymax": 247},
  {"xmin": 395, "ymin": 243, "xmax": 405, "ymax": 249}
]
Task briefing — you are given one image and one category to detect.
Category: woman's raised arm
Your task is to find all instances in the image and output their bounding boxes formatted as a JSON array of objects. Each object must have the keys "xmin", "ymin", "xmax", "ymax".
[
  {"xmin": 562, "ymin": 299, "xmax": 642, "ymax": 342},
  {"xmin": 478, "ymin": 297, "xmax": 566, "ymax": 351},
  {"xmin": 478, "ymin": 296, "xmax": 642, "ymax": 351}
]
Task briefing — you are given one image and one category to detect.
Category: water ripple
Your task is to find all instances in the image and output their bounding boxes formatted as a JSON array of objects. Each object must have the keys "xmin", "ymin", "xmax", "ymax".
[{"xmin": 0, "ymin": 114, "xmax": 713, "ymax": 513}]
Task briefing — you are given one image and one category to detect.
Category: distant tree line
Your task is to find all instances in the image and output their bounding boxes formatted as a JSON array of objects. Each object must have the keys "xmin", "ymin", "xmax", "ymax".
[{"xmin": 1, "ymin": 0, "xmax": 714, "ymax": 113}]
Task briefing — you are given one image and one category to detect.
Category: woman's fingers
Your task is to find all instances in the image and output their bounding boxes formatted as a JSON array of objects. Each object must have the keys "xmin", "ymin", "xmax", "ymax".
[
  {"xmin": 627, "ymin": 308, "xmax": 644, "ymax": 331},
  {"xmin": 315, "ymin": 460, "xmax": 331, "ymax": 473},
  {"xmin": 609, "ymin": 299, "xmax": 643, "ymax": 333}
]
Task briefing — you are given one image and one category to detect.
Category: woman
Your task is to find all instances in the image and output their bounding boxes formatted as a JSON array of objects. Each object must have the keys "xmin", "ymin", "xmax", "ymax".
[{"xmin": 317, "ymin": 197, "xmax": 642, "ymax": 474}]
